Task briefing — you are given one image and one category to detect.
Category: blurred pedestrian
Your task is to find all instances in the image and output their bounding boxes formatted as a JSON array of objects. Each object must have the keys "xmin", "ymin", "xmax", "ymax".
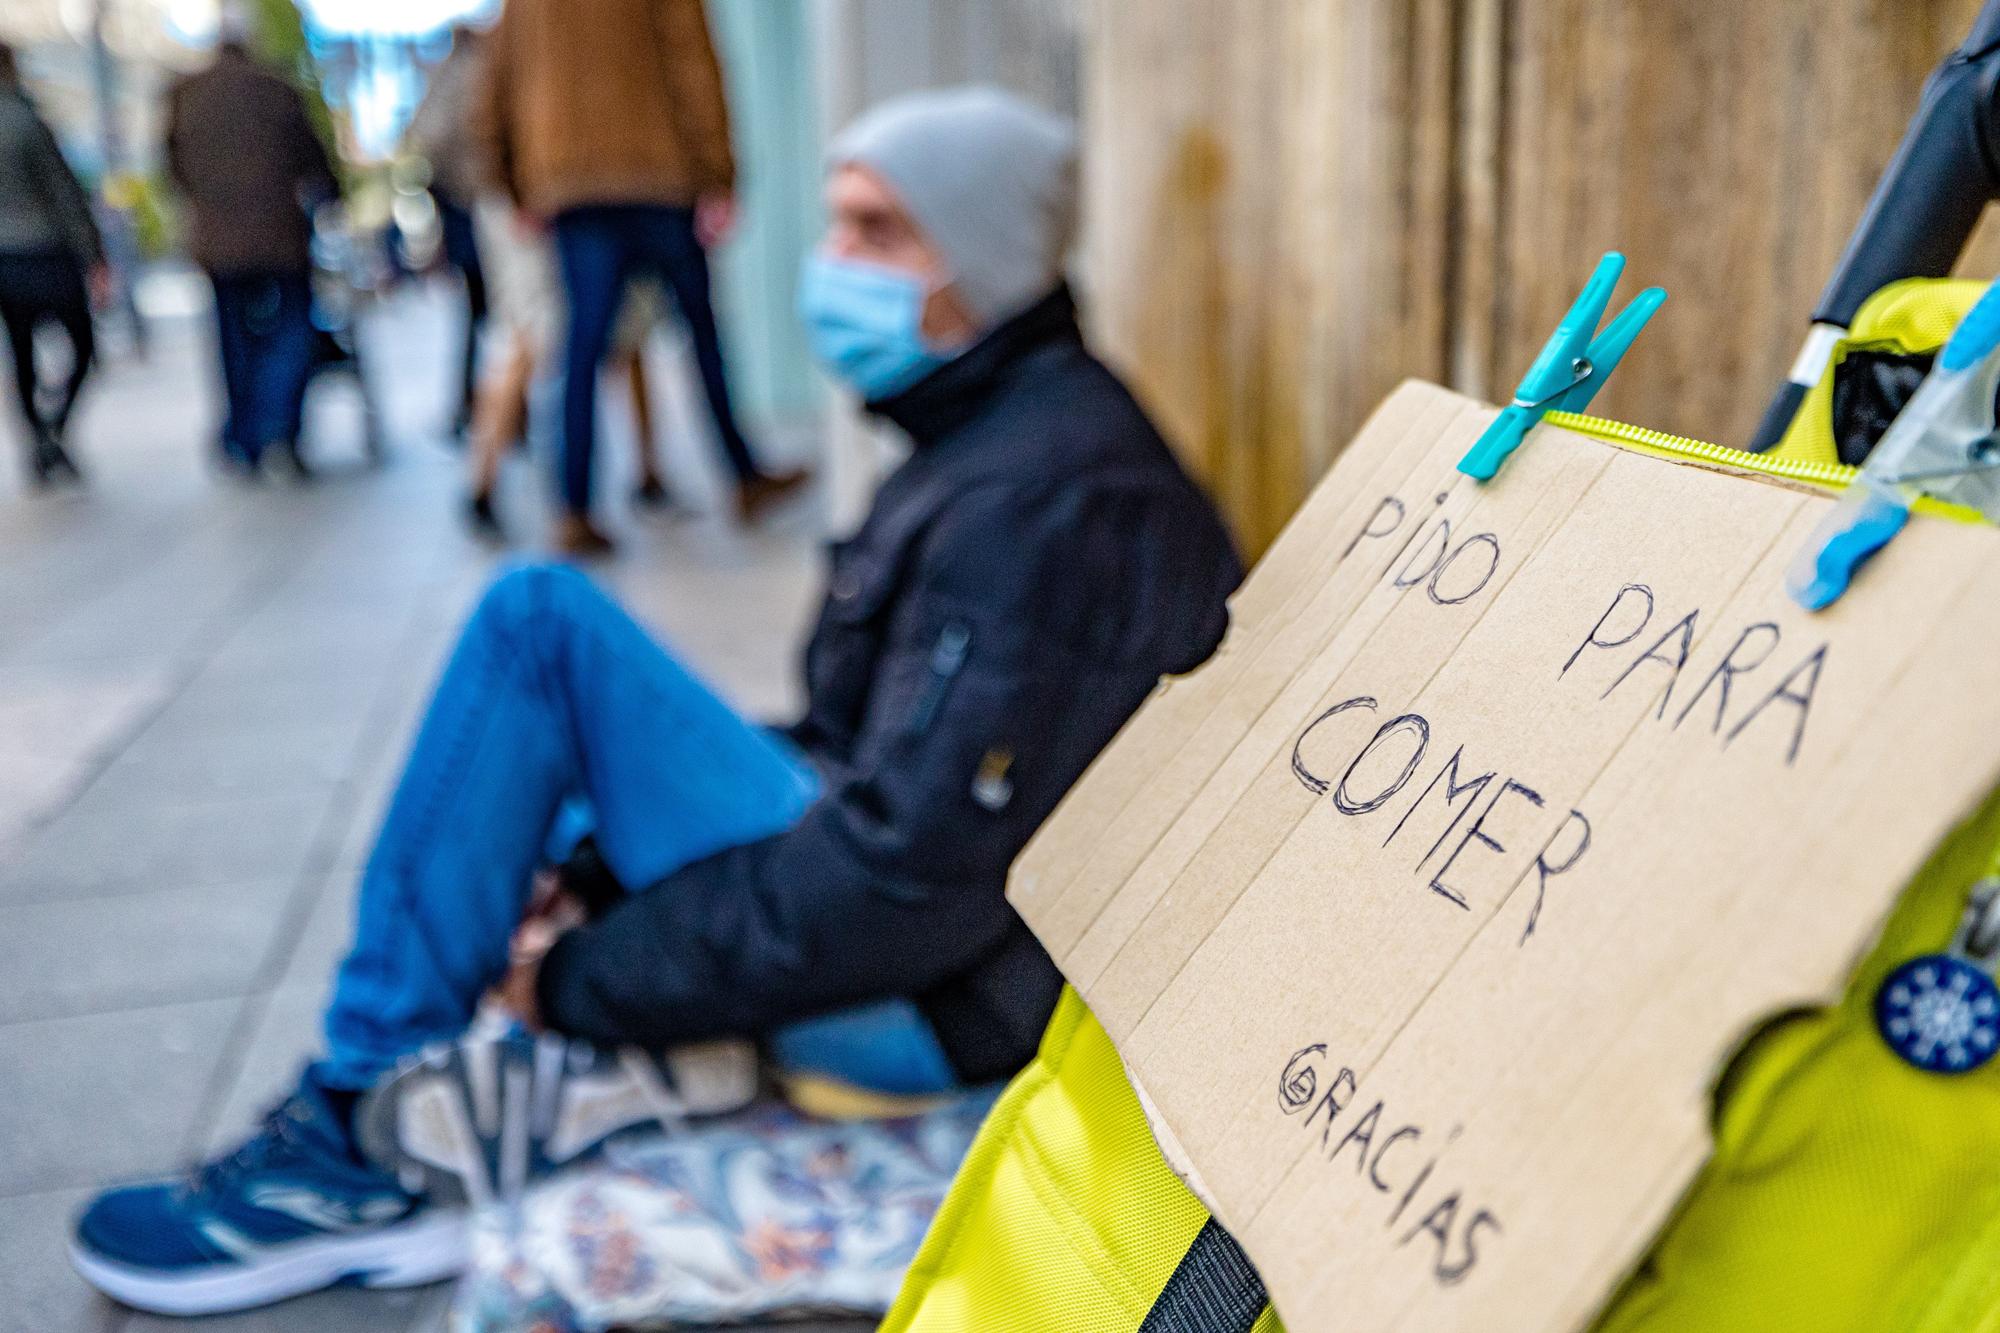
[
  {"xmin": 464, "ymin": 193, "xmax": 673, "ymax": 535},
  {"xmin": 477, "ymin": 0, "xmax": 806, "ymax": 555},
  {"xmin": 0, "ymin": 41, "xmax": 105, "ymax": 486},
  {"xmin": 407, "ymin": 23, "xmax": 488, "ymax": 440},
  {"xmin": 165, "ymin": 23, "xmax": 339, "ymax": 479}
]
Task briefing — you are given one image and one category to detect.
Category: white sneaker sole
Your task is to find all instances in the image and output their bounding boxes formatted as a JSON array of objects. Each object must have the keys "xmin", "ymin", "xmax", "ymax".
[
  {"xmin": 69, "ymin": 1209, "xmax": 466, "ymax": 1316},
  {"xmin": 357, "ymin": 1032, "xmax": 758, "ymax": 1205}
]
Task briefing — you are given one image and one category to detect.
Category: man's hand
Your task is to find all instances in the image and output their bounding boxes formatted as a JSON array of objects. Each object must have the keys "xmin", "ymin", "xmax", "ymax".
[
  {"xmin": 494, "ymin": 870, "xmax": 585, "ymax": 1029},
  {"xmin": 88, "ymin": 263, "xmax": 112, "ymax": 310},
  {"xmin": 695, "ymin": 191, "xmax": 738, "ymax": 248}
]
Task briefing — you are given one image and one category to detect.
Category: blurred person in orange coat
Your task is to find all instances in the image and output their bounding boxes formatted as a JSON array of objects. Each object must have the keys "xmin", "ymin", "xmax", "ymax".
[{"xmin": 477, "ymin": 0, "xmax": 807, "ymax": 555}]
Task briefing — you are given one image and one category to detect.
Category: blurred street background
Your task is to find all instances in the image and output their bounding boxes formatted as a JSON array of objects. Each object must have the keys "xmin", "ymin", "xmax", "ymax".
[
  {"xmin": 0, "ymin": 1, "xmax": 1073, "ymax": 1327},
  {"xmin": 0, "ymin": 272, "xmax": 833, "ymax": 1333}
]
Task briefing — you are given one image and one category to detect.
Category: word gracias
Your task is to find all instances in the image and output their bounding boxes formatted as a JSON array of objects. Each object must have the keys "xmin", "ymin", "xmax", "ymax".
[{"xmin": 1277, "ymin": 1042, "xmax": 1498, "ymax": 1287}]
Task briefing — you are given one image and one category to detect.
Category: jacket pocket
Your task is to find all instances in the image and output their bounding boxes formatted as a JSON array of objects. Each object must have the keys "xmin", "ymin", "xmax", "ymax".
[
  {"xmin": 804, "ymin": 539, "xmax": 909, "ymax": 738},
  {"xmin": 822, "ymin": 536, "xmax": 904, "ymax": 625}
]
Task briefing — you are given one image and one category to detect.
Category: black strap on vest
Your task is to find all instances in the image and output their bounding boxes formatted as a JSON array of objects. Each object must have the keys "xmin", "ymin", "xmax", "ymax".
[{"xmin": 1138, "ymin": 1219, "xmax": 1270, "ymax": 1333}]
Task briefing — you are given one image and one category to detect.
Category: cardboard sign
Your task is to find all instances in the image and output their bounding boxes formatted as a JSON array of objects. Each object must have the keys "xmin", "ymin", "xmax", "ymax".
[{"xmin": 1009, "ymin": 382, "xmax": 2000, "ymax": 1330}]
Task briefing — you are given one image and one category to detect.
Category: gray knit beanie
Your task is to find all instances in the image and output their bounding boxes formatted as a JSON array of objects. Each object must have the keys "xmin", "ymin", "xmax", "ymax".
[{"xmin": 828, "ymin": 86, "xmax": 1077, "ymax": 326}]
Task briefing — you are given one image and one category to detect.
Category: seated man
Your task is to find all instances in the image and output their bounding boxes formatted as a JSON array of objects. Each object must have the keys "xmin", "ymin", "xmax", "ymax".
[{"xmin": 71, "ymin": 87, "xmax": 1243, "ymax": 1315}]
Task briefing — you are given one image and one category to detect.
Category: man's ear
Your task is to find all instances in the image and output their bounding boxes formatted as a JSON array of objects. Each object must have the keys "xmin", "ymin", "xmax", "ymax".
[{"xmin": 921, "ymin": 281, "xmax": 982, "ymax": 350}]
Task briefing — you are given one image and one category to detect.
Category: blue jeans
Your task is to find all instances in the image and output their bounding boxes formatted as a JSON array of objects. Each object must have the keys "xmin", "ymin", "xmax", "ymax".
[
  {"xmin": 0, "ymin": 249, "xmax": 93, "ymax": 446},
  {"xmin": 209, "ymin": 270, "xmax": 316, "ymax": 462},
  {"xmin": 435, "ymin": 197, "xmax": 487, "ymax": 426},
  {"xmin": 552, "ymin": 204, "xmax": 758, "ymax": 514},
  {"xmin": 319, "ymin": 563, "xmax": 959, "ymax": 1096}
]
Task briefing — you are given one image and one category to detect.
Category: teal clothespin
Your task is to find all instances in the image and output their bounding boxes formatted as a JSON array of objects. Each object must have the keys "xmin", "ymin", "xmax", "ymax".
[{"xmin": 1458, "ymin": 252, "xmax": 1667, "ymax": 481}]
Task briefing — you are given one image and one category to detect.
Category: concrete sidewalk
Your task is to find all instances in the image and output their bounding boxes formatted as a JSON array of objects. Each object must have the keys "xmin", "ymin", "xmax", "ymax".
[{"xmin": 0, "ymin": 281, "xmax": 848, "ymax": 1331}]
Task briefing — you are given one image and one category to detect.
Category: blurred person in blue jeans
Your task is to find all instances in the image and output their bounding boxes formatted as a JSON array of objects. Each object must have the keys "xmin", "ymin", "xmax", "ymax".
[
  {"xmin": 71, "ymin": 88, "xmax": 1244, "ymax": 1316},
  {"xmin": 406, "ymin": 23, "xmax": 488, "ymax": 440},
  {"xmin": 0, "ymin": 41, "xmax": 104, "ymax": 486},
  {"xmin": 477, "ymin": 0, "xmax": 806, "ymax": 555},
  {"xmin": 164, "ymin": 22, "xmax": 338, "ymax": 479}
]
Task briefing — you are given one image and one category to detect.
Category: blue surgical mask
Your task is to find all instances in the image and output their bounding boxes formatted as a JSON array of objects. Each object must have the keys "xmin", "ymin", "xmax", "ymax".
[{"xmin": 798, "ymin": 254, "xmax": 951, "ymax": 400}]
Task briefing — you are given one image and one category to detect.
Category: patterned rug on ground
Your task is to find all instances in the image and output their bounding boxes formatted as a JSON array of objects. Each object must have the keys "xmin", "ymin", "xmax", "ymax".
[{"xmin": 452, "ymin": 1089, "xmax": 999, "ymax": 1331}]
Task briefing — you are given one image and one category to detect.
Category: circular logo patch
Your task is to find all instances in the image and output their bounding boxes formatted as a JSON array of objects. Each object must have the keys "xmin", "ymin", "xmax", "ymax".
[{"xmin": 1876, "ymin": 954, "xmax": 2000, "ymax": 1074}]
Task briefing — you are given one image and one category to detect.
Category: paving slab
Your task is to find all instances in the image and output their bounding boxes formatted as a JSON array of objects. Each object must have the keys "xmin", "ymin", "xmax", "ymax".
[
  {"xmin": 196, "ymin": 982, "xmax": 332, "ymax": 1160},
  {"xmin": 117, "ymin": 1279, "xmax": 454, "ymax": 1333},
  {"xmin": 0, "ymin": 997, "xmax": 243, "ymax": 1196},
  {"xmin": 274, "ymin": 870, "xmax": 363, "ymax": 997},
  {"xmin": 0, "ymin": 877, "xmax": 297, "ymax": 1024},
  {"xmin": 101, "ymin": 713, "xmax": 368, "ymax": 800},
  {"xmin": 0, "ymin": 1187, "xmax": 120, "ymax": 1333},
  {"xmin": 0, "ymin": 787, "xmax": 334, "ymax": 903}
]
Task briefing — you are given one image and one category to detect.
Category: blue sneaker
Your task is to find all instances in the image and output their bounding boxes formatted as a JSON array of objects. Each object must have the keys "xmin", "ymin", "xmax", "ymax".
[{"xmin": 69, "ymin": 1072, "xmax": 465, "ymax": 1316}]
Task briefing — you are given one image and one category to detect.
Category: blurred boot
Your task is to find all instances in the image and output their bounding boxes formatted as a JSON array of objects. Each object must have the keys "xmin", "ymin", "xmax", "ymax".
[
  {"xmin": 633, "ymin": 475, "xmax": 676, "ymax": 511},
  {"xmin": 465, "ymin": 490, "xmax": 503, "ymax": 539},
  {"xmin": 273, "ymin": 439, "xmax": 314, "ymax": 481},
  {"xmin": 554, "ymin": 512, "xmax": 615, "ymax": 558},
  {"xmin": 27, "ymin": 426, "xmax": 81, "ymax": 488},
  {"xmin": 736, "ymin": 467, "xmax": 810, "ymax": 523}
]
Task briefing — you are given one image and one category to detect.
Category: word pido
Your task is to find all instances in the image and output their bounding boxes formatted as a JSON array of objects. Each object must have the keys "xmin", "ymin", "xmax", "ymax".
[{"xmin": 1345, "ymin": 492, "xmax": 1503, "ymax": 609}]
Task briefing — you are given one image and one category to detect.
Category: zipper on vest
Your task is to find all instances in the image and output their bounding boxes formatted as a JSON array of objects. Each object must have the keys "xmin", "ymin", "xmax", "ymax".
[
  {"xmin": 1546, "ymin": 410, "xmax": 1984, "ymax": 524},
  {"xmin": 1545, "ymin": 411, "xmax": 1858, "ymax": 488}
]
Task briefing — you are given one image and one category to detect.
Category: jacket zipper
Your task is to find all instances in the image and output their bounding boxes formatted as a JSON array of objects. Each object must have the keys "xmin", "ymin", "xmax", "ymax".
[
  {"xmin": 1546, "ymin": 410, "xmax": 1982, "ymax": 523},
  {"xmin": 907, "ymin": 622, "xmax": 972, "ymax": 735}
]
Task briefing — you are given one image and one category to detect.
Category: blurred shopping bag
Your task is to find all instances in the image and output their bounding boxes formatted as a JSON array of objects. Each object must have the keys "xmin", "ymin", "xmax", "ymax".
[
  {"xmin": 955, "ymin": 377, "xmax": 2000, "ymax": 1331},
  {"xmin": 451, "ymin": 1089, "xmax": 996, "ymax": 1332}
]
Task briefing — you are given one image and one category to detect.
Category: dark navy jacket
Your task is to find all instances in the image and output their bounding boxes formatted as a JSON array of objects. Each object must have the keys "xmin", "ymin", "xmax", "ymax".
[{"xmin": 538, "ymin": 287, "xmax": 1242, "ymax": 1082}]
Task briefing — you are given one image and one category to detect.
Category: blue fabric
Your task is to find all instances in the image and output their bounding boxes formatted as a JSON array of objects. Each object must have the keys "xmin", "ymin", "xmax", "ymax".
[
  {"xmin": 319, "ymin": 562, "xmax": 958, "ymax": 1098},
  {"xmin": 435, "ymin": 197, "xmax": 487, "ymax": 424},
  {"xmin": 75, "ymin": 1073, "xmax": 414, "ymax": 1273},
  {"xmin": 208, "ymin": 270, "xmax": 315, "ymax": 462},
  {"xmin": 797, "ymin": 253, "xmax": 950, "ymax": 400},
  {"xmin": 552, "ymin": 203, "xmax": 756, "ymax": 513},
  {"xmin": 768, "ymin": 998, "xmax": 961, "ymax": 1096},
  {"xmin": 0, "ymin": 250, "xmax": 93, "ymax": 445}
]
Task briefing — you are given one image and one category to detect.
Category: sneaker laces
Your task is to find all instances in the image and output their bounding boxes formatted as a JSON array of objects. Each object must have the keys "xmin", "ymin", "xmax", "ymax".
[{"xmin": 189, "ymin": 1097, "xmax": 317, "ymax": 1195}]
